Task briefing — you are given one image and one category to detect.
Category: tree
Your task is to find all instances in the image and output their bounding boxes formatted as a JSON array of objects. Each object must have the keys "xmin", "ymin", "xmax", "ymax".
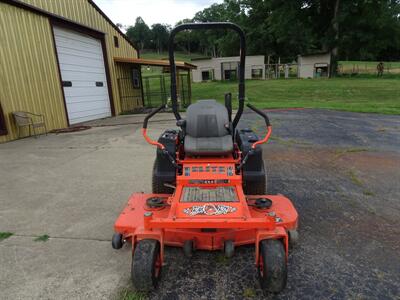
[
  {"xmin": 126, "ymin": 17, "xmax": 151, "ymax": 50},
  {"xmin": 338, "ymin": 0, "xmax": 400, "ymax": 61},
  {"xmin": 151, "ymin": 23, "xmax": 170, "ymax": 53},
  {"xmin": 175, "ymin": 19, "xmax": 195, "ymax": 54},
  {"xmin": 123, "ymin": 1, "xmax": 400, "ymax": 62}
]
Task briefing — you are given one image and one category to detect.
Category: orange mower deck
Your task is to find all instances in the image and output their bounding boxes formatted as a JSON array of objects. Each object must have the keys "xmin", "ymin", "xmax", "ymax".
[
  {"xmin": 114, "ymin": 156, "xmax": 298, "ymax": 265},
  {"xmin": 115, "ymin": 192, "xmax": 298, "ymax": 259}
]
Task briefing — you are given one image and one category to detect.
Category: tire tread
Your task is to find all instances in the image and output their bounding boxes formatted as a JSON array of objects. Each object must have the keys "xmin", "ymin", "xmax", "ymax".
[
  {"xmin": 259, "ymin": 239, "xmax": 287, "ymax": 293},
  {"xmin": 131, "ymin": 239, "xmax": 160, "ymax": 291}
]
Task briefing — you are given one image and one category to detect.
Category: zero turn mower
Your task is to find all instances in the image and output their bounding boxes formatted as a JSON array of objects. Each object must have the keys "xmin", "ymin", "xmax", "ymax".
[{"xmin": 112, "ymin": 22, "xmax": 298, "ymax": 293}]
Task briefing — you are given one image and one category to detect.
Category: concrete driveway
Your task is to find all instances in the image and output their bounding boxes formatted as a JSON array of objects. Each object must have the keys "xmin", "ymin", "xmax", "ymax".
[{"xmin": 0, "ymin": 109, "xmax": 399, "ymax": 299}]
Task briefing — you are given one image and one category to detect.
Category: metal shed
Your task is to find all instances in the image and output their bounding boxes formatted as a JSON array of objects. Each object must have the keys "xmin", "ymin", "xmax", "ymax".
[
  {"xmin": 297, "ymin": 52, "xmax": 331, "ymax": 79},
  {"xmin": 0, "ymin": 0, "xmax": 142, "ymax": 142}
]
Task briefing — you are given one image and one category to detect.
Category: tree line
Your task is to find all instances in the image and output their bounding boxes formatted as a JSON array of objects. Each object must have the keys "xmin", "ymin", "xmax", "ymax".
[{"xmin": 125, "ymin": 0, "xmax": 400, "ymax": 64}]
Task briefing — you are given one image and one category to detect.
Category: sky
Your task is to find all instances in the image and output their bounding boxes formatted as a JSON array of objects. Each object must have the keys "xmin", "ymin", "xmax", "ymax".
[{"xmin": 93, "ymin": 0, "xmax": 223, "ymax": 28}]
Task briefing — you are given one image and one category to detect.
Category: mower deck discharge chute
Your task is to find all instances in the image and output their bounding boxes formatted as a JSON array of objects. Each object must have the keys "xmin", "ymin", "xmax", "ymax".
[{"xmin": 112, "ymin": 22, "xmax": 299, "ymax": 293}]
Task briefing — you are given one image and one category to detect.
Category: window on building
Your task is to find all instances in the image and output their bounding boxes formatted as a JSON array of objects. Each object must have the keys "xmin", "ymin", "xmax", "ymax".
[
  {"xmin": 314, "ymin": 63, "xmax": 329, "ymax": 78},
  {"xmin": 221, "ymin": 62, "xmax": 239, "ymax": 81},
  {"xmin": 132, "ymin": 68, "xmax": 140, "ymax": 88},
  {"xmin": 251, "ymin": 69, "xmax": 263, "ymax": 79},
  {"xmin": 114, "ymin": 36, "xmax": 119, "ymax": 48},
  {"xmin": 224, "ymin": 69, "xmax": 237, "ymax": 80},
  {"xmin": 201, "ymin": 70, "xmax": 212, "ymax": 81}
]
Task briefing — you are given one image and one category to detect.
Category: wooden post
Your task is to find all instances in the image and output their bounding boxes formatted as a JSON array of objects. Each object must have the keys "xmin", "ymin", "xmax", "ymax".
[
  {"xmin": 176, "ymin": 68, "xmax": 180, "ymax": 109},
  {"xmin": 145, "ymin": 78, "xmax": 151, "ymax": 107},
  {"xmin": 187, "ymin": 69, "xmax": 192, "ymax": 106},
  {"xmin": 278, "ymin": 57, "xmax": 281, "ymax": 78},
  {"xmin": 180, "ymin": 73, "xmax": 185, "ymax": 107}
]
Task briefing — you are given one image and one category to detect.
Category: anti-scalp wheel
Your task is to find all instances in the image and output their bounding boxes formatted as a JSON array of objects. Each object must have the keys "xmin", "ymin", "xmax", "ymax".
[
  {"xmin": 111, "ymin": 233, "xmax": 123, "ymax": 249},
  {"xmin": 131, "ymin": 239, "xmax": 162, "ymax": 291}
]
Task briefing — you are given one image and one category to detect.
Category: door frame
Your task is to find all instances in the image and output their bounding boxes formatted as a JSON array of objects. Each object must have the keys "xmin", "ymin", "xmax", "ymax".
[
  {"xmin": 0, "ymin": 102, "xmax": 7, "ymax": 136},
  {"xmin": 49, "ymin": 19, "xmax": 115, "ymax": 126}
]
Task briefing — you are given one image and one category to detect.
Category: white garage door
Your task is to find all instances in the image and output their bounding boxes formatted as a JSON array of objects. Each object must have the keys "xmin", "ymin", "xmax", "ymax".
[{"xmin": 53, "ymin": 27, "xmax": 111, "ymax": 124}]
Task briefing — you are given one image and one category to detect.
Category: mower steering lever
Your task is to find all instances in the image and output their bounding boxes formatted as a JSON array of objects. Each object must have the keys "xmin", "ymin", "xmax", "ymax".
[
  {"xmin": 246, "ymin": 103, "xmax": 271, "ymax": 127},
  {"xmin": 142, "ymin": 104, "xmax": 166, "ymax": 150},
  {"xmin": 246, "ymin": 103, "xmax": 272, "ymax": 149},
  {"xmin": 143, "ymin": 104, "xmax": 165, "ymax": 130},
  {"xmin": 237, "ymin": 104, "xmax": 272, "ymax": 172},
  {"xmin": 142, "ymin": 105, "xmax": 181, "ymax": 171}
]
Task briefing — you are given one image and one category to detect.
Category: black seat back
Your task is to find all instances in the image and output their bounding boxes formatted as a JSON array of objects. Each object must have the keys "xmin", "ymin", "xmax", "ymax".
[
  {"xmin": 184, "ymin": 100, "xmax": 233, "ymax": 156},
  {"xmin": 186, "ymin": 100, "xmax": 230, "ymax": 138}
]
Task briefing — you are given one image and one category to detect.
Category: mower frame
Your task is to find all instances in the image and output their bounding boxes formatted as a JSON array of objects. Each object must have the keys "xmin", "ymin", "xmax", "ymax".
[{"xmin": 113, "ymin": 22, "xmax": 299, "ymax": 293}]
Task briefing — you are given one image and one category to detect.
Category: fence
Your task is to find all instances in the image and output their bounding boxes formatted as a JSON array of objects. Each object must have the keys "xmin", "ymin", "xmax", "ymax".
[
  {"xmin": 142, "ymin": 73, "xmax": 191, "ymax": 108},
  {"xmin": 337, "ymin": 62, "xmax": 400, "ymax": 75},
  {"xmin": 265, "ymin": 64, "xmax": 299, "ymax": 79}
]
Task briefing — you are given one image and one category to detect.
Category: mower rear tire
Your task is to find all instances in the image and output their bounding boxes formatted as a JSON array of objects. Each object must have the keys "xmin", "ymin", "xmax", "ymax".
[
  {"xmin": 152, "ymin": 160, "xmax": 174, "ymax": 194},
  {"xmin": 131, "ymin": 239, "xmax": 161, "ymax": 291},
  {"xmin": 111, "ymin": 233, "xmax": 123, "ymax": 250},
  {"xmin": 258, "ymin": 239, "xmax": 287, "ymax": 293}
]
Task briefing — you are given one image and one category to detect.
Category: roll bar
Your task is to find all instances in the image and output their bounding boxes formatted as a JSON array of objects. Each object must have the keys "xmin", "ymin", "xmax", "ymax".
[{"xmin": 168, "ymin": 22, "xmax": 246, "ymax": 129}]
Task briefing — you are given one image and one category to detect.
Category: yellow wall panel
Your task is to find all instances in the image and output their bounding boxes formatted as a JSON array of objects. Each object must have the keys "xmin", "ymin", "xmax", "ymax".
[
  {"xmin": 0, "ymin": 3, "xmax": 66, "ymax": 142},
  {"xmin": 114, "ymin": 63, "xmax": 143, "ymax": 112},
  {"xmin": 22, "ymin": 0, "xmax": 141, "ymax": 114}
]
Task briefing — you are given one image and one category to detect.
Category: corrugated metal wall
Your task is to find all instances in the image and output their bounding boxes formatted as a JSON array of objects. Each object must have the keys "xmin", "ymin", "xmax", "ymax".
[
  {"xmin": 115, "ymin": 63, "xmax": 143, "ymax": 112},
  {"xmin": 23, "ymin": 0, "xmax": 141, "ymax": 114},
  {"xmin": 0, "ymin": 3, "xmax": 66, "ymax": 142},
  {"xmin": 0, "ymin": 0, "xmax": 141, "ymax": 142}
]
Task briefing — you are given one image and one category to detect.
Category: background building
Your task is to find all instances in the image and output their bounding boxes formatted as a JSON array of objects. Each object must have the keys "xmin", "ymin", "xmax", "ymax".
[
  {"xmin": 191, "ymin": 55, "xmax": 265, "ymax": 82},
  {"xmin": 0, "ymin": 0, "xmax": 143, "ymax": 142},
  {"xmin": 297, "ymin": 52, "xmax": 331, "ymax": 78}
]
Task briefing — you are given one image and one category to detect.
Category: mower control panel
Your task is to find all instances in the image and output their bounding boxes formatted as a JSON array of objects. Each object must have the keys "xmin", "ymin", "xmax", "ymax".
[{"xmin": 184, "ymin": 165, "xmax": 234, "ymax": 176}]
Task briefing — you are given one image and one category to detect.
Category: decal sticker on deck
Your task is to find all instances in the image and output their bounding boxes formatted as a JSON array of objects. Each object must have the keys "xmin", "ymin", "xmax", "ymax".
[{"xmin": 183, "ymin": 204, "xmax": 237, "ymax": 216}]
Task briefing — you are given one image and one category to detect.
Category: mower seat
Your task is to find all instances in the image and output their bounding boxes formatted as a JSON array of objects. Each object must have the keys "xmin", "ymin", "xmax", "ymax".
[{"xmin": 184, "ymin": 99, "xmax": 233, "ymax": 156}]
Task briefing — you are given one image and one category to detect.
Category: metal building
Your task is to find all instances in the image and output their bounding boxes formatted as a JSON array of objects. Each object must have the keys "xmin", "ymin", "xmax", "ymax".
[
  {"xmin": 297, "ymin": 52, "xmax": 331, "ymax": 78},
  {"xmin": 191, "ymin": 56, "xmax": 265, "ymax": 82},
  {"xmin": 0, "ymin": 0, "xmax": 143, "ymax": 142}
]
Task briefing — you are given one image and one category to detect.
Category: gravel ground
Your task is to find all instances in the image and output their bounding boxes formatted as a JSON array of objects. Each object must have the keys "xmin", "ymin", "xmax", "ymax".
[
  {"xmin": 1, "ymin": 109, "xmax": 398, "ymax": 299},
  {"xmin": 147, "ymin": 109, "xmax": 400, "ymax": 300}
]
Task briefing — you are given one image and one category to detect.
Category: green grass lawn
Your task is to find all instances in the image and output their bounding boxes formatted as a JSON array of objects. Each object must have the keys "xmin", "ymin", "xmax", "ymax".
[
  {"xmin": 339, "ymin": 60, "xmax": 400, "ymax": 68},
  {"xmin": 140, "ymin": 51, "xmax": 205, "ymax": 76},
  {"xmin": 138, "ymin": 52, "xmax": 399, "ymax": 114},
  {"xmin": 191, "ymin": 78, "xmax": 400, "ymax": 114},
  {"xmin": 339, "ymin": 61, "xmax": 400, "ymax": 74},
  {"xmin": 141, "ymin": 51, "xmax": 205, "ymax": 61}
]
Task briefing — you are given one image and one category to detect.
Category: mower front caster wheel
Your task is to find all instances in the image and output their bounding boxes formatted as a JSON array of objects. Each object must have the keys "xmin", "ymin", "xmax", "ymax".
[
  {"xmin": 131, "ymin": 239, "xmax": 162, "ymax": 291},
  {"xmin": 258, "ymin": 239, "xmax": 287, "ymax": 293},
  {"xmin": 112, "ymin": 233, "xmax": 124, "ymax": 249}
]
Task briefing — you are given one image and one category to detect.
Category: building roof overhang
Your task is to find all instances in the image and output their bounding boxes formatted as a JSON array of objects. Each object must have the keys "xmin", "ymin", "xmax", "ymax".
[{"xmin": 114, "ymin": 57, "xmax": 197, "ymax": 70}]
